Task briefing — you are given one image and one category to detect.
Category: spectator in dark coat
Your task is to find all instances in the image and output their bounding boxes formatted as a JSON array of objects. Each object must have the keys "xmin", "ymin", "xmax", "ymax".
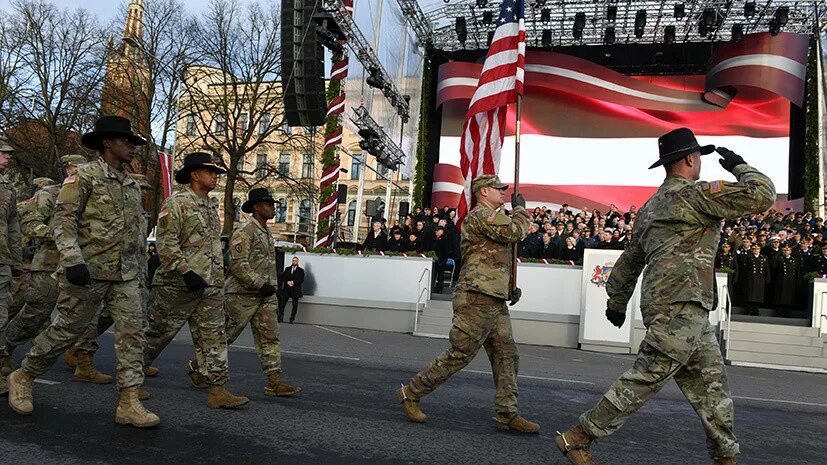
[
  {"xmin": 770, "ymin": 244, "xmax": 799, "ymax": 317},
  {"xmin": 558, "ymin": 237, "xmax": 581, "ymax": 263},
  {"xmin": 278, "ymin": 256, "xmax": 305, "ymax": 323},
  {"xmin": 432, "ymin": 227, "xmax": 452, "ymax": 293},
  {"xmin": 737, "ymin": 243, "xmax": 770, "ymax": 315},
  {"xmin": 519, "ymin": 223, "xmax": 543, "ymax": 258},
  {"xmin": 408, "ymin": 233, "xmax": 423, "ymax": 253},
  {"xmin": 387, "ymin": 230, "xmax": 408, "ymax": 252},
  {"xmin": 363, "ymin": 221, "xmax": 388, "ymax": 251},
  {"xmin": 540, "ymin": 232, "xmax": 558, "ymax": 259}
]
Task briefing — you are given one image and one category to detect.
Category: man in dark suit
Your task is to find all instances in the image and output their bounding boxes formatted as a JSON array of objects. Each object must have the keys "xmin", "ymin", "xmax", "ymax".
[{"xmin": 278, "ymin": 256, "xmax": 304, "ymax": 323}]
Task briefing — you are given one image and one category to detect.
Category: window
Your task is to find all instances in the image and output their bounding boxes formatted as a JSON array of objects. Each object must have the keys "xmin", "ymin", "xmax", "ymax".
[
  {"xmin": 351, "ymin": 155, "xmax": 362, "ymax": 180},
  {"xmin": 278, "ymin": 154, "xmax": 291, "ymax": 176},
  {"xmin": 301, "ymin": 154, "xmax": 314, "ymax": 178},
  {"xmin": 281, "ymin": 121, "xmax": 292, "ymax": 135},
  {"xmin": 256, "ymin": 153, "xmax": 267, "ymax": 179},
  {"xmin": 259, "ymin": 113, "xmax": 271, "ymax": 135},
  {"xmin": 214, "ymin": 114, "xmax": 226, "ymax": 136},
  {"xmin": 236, "ymin": 155, "xmax": 246, "ymax": 173},
  {"xmin": 237, "ymin": 112, "xmax": 248, "ymax": 131},
  {"xmin": 185, "ymin": 114, "xmax": 196, "ymax": 136},
  {"xmin": 275, "ymin": 198, "xmax": 287, "ymax": 223},
  {"xmin": 298, "ymin": 199, "xmax": 312, "ymax": 232},
  {"xmin": 347, "ymin": 200, "xmax": 356, "ymax": 226}
]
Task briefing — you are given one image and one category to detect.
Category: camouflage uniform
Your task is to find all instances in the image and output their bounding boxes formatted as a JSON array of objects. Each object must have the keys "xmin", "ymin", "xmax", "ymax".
[
  {"xmin": 405, "ymin": 179, "xmax": 530, "ymax": 416},
  {"xmin": 9, "ymin": 199, "xmax": 33, "ymax": 318},
  {"xmin": 0, "ymin": 174, "xmax": 21, "ymax": 336},
  {"xmin": 143, "ymin": 185, "xmax": 229, "ymax": 386},
  {"xmin": 579, "ymin": 164, "xmax": 775, "ymax": 459},
  {"xmin": 200, "ymin": 217, "xmax": 282, "ymax": 375},
  {"xmin": 0, "ymin": 184, "xmax": 61, "ymax": 357},
  {"xmin": 19, "ymin": 159, "xmax": 146, "ymax": 389}
]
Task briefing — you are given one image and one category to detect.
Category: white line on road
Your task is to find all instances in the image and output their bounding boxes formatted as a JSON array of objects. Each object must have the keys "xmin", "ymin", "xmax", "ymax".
[
  {"xmin": 733, "ymin": 395, "xmax": 827, "ymax": 408},
  {"xmin": 34, "ymin": 379, "xmax": 60, "ymax": 385},
  {"xmin": 464, "ymin": 369, "xmax": 595, "ymax": 386},
  {"xmin": 230, "ymin": 344, "xmax": 361, "ymax": 361},
  {"xmin": 313, "ymin": 325, "xmax": 373, "ymax": 345}
]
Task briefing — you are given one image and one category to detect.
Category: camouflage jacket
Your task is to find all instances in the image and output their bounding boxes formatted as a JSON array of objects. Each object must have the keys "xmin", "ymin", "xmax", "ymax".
[
  {"xmin": 52, "ymin": 160, "xmax": 144, "ymax": 281},
  {"xmin": 22, "ymin": 184, "xmax": 60, "ymax": 272},
  {"xmin": 17, "ymin": 199, "xmax": 33, "ymax": 270},
  {"xmin": 607, "ymin": 164, "xmax": 775, "ymax": 313},
  {"xmin": 0, "ymin": 174, "xmax": 22, "ymax": 268},
  {"xmin": 224, "ymin": 218, "xmax": 277, "ymax": 295},
  {"xmin": 456, "ymin": 203, "xmax": 531, "ymax": 299},
  {"xmin": 153, "ymin": 186, "xmax": 223, "ymax": 288}
]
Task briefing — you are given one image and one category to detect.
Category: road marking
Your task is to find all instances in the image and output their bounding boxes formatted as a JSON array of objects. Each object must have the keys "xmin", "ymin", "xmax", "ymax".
[
  {"xmin": 230, "ymin": 344, "xmax": 360, "ymax": 361},
  {"xmin": 464, "ymin": 369, "xmax": 594, "ymax": 386},
  {"xmin": 313, "ymin": 325, "xmax": 373, "ymax": 345},
  {"xmin": 34, "ymin": 379, "xmax": 60, "ymax": 385},
  {"xmin": 733, "ymin": 395, "xmax": 827, "ymax": 408}
]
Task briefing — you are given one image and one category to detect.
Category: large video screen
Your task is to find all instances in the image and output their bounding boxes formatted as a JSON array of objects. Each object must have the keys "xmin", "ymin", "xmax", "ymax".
[{"xmin": 434, "ymin": 74, "xmax": 790, "ymax": 211}]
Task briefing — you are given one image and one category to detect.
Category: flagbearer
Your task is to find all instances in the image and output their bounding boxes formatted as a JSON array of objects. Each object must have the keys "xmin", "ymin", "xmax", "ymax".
[{"xmin": 395, "ymin": 174, "xmax": 538, "ymax": 433}]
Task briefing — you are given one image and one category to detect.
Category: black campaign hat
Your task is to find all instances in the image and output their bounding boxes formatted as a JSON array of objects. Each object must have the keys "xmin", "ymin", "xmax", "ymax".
[
  {"xmin": 649, "ymin": 127, "xmax": 715, "ymax": 169},
  {"xmin": 241, "ymin": 187, "xmax": 277, "ymax": 213},
  {"xmin": 81, "ymin": 116, "xmax": 147, "ymax": 151},
  {"xmin": 175, "ymin": 152, "xmax": 226, "ymax": 184}
]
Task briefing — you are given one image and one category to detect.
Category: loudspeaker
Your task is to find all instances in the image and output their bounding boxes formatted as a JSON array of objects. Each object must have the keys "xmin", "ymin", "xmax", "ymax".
[
  {"xmin": 337, "ymin": 184, "xmax": 348, "ymax": 204},
  {"xmin": 365, "ymin": 199, "xmax": 378, "ymax": 217},
  {"xmin": 398, "ymin": 201, "xmax": 409, "ymax": 217},
  {"xmin": 281, "ymin": 0, "xmax": 326, "ymax": 127}
]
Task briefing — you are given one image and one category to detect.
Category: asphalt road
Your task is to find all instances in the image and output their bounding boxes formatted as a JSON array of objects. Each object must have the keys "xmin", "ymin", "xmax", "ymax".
[{"xmin": 1, "ymin": 323, "xmax": 825, "ymax": 465}]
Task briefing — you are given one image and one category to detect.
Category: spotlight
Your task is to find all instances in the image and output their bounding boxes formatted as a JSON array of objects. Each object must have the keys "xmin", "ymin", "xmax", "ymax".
[
  {"xmin": 744, "ymin": 2, "xmax": 756, "ymax": 19},
  {"xmin": 774, "ymin": 6, "xmax": 789, "ymax": 26},
  {"xmin": 607, "ymin": 5, "xmax": 616, "ymax": 22},
  {"xmin": 476, "ymin": 0, "xmax": 487, "ymax": 7},
  {"xmin": 541, "ymin": 28, "xmax": 552, "ymax": 48},
  {"xmin": 674, "ymin": 3, "xmax": 685, "ymax": 19},
  {"xmin": 664, "ymin": 25, "xmax": 675, "ymax": 44},
  {"xmin": 769, "ymin": 18, "xmax": 780, "ymax": 36},
  {"xmin": 455, "ymin": 17, "xmax": 467, "ymax": 44},
  {"xmin": 365, "ymin": 66, "xmax": 385, "ymax": 89},
  {"xmin": 541, "ymin": 8, "xmax": 551, "ymax": 23},
  {"xmin": 634, "ymin": 10, "xmax": 646, "ymax": 38},
  {"xmin": 604, "ymin": 26, "xmax": 615, "ymax": 45},
  {"xmin": 573, "ymin": 12, "xmax": 586, "ymax": 40},
  {"xmin": 482, "ymin": 11, "xmax": 493, "ymax": 25},
  {"xmin": 702, "ymin": 8, "xmax": 716, "ymax": 28},
  {"xmin": 731, "ymin": 23, "xmax": 743, "ymax": 42},
  {"xmin": 487, "ymin": 30, "xmax": 494, "ymax": 46},
  {"xmin": 698, "ymin": 21, "xmax": 708, "ymax": 37}
]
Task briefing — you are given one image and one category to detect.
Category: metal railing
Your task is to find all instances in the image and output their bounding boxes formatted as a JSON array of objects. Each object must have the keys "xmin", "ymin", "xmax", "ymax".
[
  {"xmin": 720, "ymin": 284, "xmax": 733, "ymax": 361},
  {"xmin": 414, "ymin": 267, "xmax": 431, "ymax": 334}
]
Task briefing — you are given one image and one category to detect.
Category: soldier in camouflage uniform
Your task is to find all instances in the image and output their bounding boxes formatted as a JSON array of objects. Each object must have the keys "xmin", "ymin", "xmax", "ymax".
[
  {"xmin": 396, "ymin": 174, "xmax": 539, "ymax": 433},
  {"xmin": 556, "ymin": 128, "xmax": 775, "ymax": 465},
  {"xmin": 0, "ymin": 137, "xmax": 22, "ymax": 395},
  {"xmin": 142, "ymin": 151, "xmax": 248, "ymax": 409},
  {"xmin": 7, "ymin": 117, "xmax": 158, "ymax": 428},
  {"xmin": 188, "ymin": 188, "xmax": 300, "ymax": 397}
]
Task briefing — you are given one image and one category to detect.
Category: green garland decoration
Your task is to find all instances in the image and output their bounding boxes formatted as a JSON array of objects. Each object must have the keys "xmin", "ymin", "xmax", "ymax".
[
  {"xmin": 804, "ymin": 35, "xmax": 820, "ymax": 214},
  {"xmin": 412, "ymin": 55, "xmax": 432, "ymax": 209},
  {"xmin": 315, "ymin": 49, "xmax": 344, "ymax": 244}
]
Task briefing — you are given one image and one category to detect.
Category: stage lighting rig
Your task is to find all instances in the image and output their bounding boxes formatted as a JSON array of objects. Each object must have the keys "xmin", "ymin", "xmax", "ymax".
[
  {"xmin": 634, "ymin": 10, "xmax": 646, "ymax": 38},
  {"xmin": 664, "ymin": 25, "xmax": 675, "ymax": 44},
  {"xmin": 775, "ymin": 7, "xmax": 789, "ymax": 26},
  {"xmin": 573, "ymin": 12, "xmax": 586, "ymax": 40},
  {"xmin": 607, "ymin": 5, "xmax": 616, "ymax": 22},
  {"xmin": 731, "ymin": 23, "xmax": 743, "ymax": 42},
  {"xmin": 541, "ymin": 8, "xmax": 551, "ymax": 23},
  {"xmin": 476, "ymin": 0, "xmax": 487, "ymax": 8},
  {"xmin": 701, "ymin": 8, "xmax": 716, "ymax": 28},
  {"xmin": 769, "ymin": 18, "xmax": 781, "ymax": 36},
  {"xmin": 744, "ymin": 2, "xmax": 756, "ymax": 19},
  {"xmin": 604, "ymin": 26, "xmax": 615, "ymax": 45},
  {"xmin": 365, "ymin": 66, "xmax": 386, "ymax": 89},
  {"xmin": 352, "ymin": 105, "xmax": 405, "ymax": 171},
  {"xmin": 674, "ymin": 3, "xmax": 685, "ymax": 19},
  {"xmin": 487, "ymin": 30, "xmax": 495, "ymax": 46},
  {"xmin": 542, "ymin": 29, "xmax": 552, "ymax": 47},
  {"xmin": 482, "ymin": 11, "xmax": 493, "ymax": 25},
  {"xmin": 456, "ymin": 17, "xmax": 467, "ymax": 44},
  {"xmin": 395, "ymin": 0, "xmax": 433, "ymax": 49},
  {"xmin": 699, "ymin": 20, "xmax": 709, "ymax": 37}
]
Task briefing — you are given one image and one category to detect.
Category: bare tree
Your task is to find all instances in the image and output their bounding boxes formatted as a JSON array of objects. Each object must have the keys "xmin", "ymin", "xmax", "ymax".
[{"xmin": 177, "ymin": 0, "xmax": 315, "ymax": 235}]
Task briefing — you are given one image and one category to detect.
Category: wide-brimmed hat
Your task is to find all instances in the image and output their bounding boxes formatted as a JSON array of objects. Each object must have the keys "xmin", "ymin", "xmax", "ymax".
[
  {"xmin": 174, "ymin": 152, "xmax": 226, "ymax": 184},
  {"xmin": 241, "ymin": 187, "xmax": 276, "ymax": 213},
  {"xmin": 649, "ymin": 127, "xmax": 715, "ymax": 169},
  {"xmin": 81, "ymin": 116, "xmax": 147, "ymax": 151}
]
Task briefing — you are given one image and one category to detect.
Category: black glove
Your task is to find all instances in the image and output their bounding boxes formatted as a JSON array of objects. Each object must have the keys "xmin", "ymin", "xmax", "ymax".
[
  {"xmin": 65, "ymin": 264, "xmax": 91, "ymax": 286},
  {"xmin": 508, "ymin": 287, "xmax": 522, "ymax": 306},
  {"xmin": 511, "ymin": 193, "xmax": 526, "ymax": 209},
  {"xmin": 716, "ymin": 147, "xmax": 746, "ymax": 173},
  {"xmin": 605, "ymin": 309, "xmax": 626, "ymax": 328},
  {"xmin": 11, "ymin": 268, "xmax": 23, "ymax": 277},
  {"xmin": 182, "ymin": 270, "xmax": 208, "ymax": 292},
  {"xmin": 259, "ymin": 282, "xmax": 277, "ymax": 298}
]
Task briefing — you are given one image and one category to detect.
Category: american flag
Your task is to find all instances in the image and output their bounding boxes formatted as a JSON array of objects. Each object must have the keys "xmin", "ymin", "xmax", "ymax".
[{"xmin": 456, "ymin": 0, "xmax": 525, "ymax": 228}]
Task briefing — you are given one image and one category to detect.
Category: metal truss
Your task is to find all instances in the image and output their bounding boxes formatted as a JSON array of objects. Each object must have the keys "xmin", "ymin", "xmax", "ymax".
[
  {"xmin": 351, "ymin": 105, "xmax": 405, "ymax": 170},
  {"xmin": 395, "ymin": 0, "xmax": 434, "ymax": 48},
  {"xmin": 424, "ymin": 0, "xmax": 827, "ymax": 51}
]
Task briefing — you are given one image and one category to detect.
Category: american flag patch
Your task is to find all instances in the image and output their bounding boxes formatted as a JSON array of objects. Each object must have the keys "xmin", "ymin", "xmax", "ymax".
[{"xmin": 710, "ymin": 180, "xmax": 723, "ymax": 194}]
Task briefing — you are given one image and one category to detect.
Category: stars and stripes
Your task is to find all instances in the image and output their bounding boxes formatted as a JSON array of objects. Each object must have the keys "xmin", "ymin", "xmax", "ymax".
[{"xmin": 457, "ymin": 0, "xmax": 525, "ymax": 228}]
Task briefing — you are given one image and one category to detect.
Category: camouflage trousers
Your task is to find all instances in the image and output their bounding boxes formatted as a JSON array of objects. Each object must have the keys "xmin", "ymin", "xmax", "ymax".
[
  {"xmin": 580, "ymin": 303, "xmax": 739, "ymax": 459},
  {"xmin": 195, "ymin": 293, "xmax": 281, "ymax": 375},
  {"xmin": 406, "ymin": 290, "xmax": 519, "ymax": 416},
  {"xmin": 73, "ymin": 283, "xmax": 149, "ymax": 356},
  {"xmin": 0, "ymin": 271, "xmax": 58, "ymax": 357},
  {"xmin": 0, "ymin": 265, "xmax": 15, "ymax": 341},
  {"xmin": 21, "ymin": 276, "xmax": 146, "ymax": 389},
  {"xmin": 144, "ymin": 285, "xmax": 229, "ymax": 386},
  {"xmin": 8, "ymin": 269, "xmax": 29, "ymax": 319}
]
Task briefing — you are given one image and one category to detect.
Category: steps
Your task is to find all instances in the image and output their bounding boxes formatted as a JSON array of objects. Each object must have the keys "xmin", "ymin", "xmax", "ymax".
[
  {"xmin": 724, "ymin": 321, "xmax": 827, "ymax": 373},
  {"xmin": 413, "ymin": 299, "xmax": 452, "ymax": 338}
]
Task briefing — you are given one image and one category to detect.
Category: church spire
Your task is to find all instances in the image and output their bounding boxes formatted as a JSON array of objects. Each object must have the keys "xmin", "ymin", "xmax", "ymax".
[{"xmin": 124, "ymin": 0, "xmax": 144, "ymax": 42}]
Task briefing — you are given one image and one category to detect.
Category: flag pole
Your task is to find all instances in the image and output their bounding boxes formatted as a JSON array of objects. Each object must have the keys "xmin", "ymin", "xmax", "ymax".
[{"xmin": 511, "ymin": 93, "xmax": 523, "ymax": 293}]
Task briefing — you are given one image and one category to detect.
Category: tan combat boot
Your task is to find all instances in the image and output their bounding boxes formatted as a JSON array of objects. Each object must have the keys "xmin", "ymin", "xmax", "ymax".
[
  {"xmin": 713, "ymin": 458, "xmax": 736, "ymax": 465},
  {"xmin": 64, "ymin": 347, "xmax": 79, "ymax": 368},
  {"xmin": 494, "ymin": 414, "xmax": 540, "ymax": 433},
  {"xmin": 115, "ymin": 387, "xmax": 160, "ymax": 428},
  {"xmin": 556, "ymin": 425, "xmax": 596, "ymax": 465},
  {"xmin": 72, "ymin": 353, "xmax": 113, "ymax": 384},
  {"xmin": 138, "ymin": 386, "xmax": 150, "ymax": 400},
  {"xmin": 207, "ymin": 385, "xmax": 249, "ymax": 409},
  {"xmin": 185, "ymin": 360, "xmax": 207, "ymax": 388},
  {"xmin": 8, "ymin": 368, "xmax": 35, "ymax": 415},
  {"xmin": 264, "ymin": 372, "xmax": 301, "ymax": 397},
  {"xmin": 144, "ymin": 366, "xmax": 159, "ymax": 377},
  {"xmin": 395, "ymin": 384, "xmax": 426, "ymax": 423}
]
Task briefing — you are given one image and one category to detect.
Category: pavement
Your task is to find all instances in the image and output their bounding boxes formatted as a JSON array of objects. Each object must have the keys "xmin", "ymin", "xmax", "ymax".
[{"xmin": 1, "ymin": 322, "xmax": 825, "ymax": 465}]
